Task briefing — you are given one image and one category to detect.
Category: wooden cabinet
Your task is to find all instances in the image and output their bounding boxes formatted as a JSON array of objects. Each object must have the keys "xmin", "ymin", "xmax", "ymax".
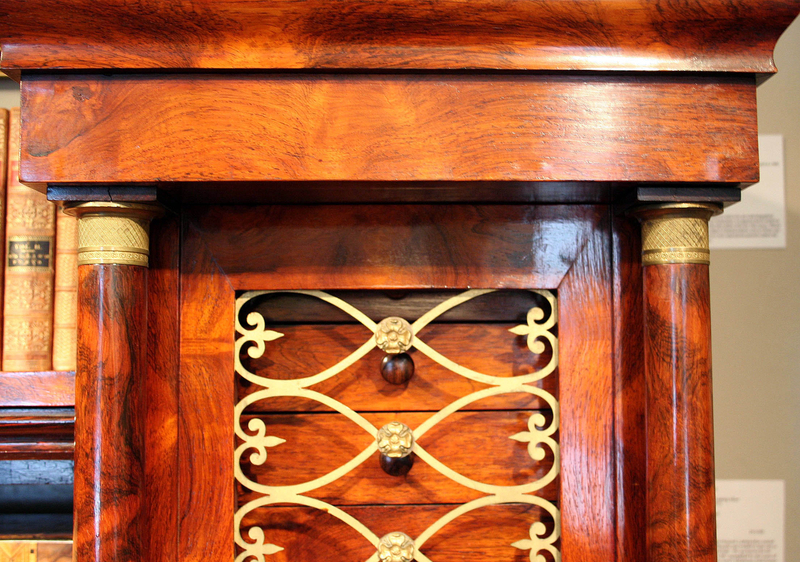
[
  {"xmin": 2, "ymin": 1, "xmax": 799, "ymax": 561},
  {"xmin": 174, "ymin": 204, "xmax": 616, "ymax": 561}
]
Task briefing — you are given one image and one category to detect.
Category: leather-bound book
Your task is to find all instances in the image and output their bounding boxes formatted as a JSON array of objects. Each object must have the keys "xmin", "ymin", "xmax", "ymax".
[
  {"xmin": 52, "ymin": 205, "xmax": 78, "ymax": 371},
  {"xmin": 2, "ymin": 108, "xmax": 56, "ymax": 371}
]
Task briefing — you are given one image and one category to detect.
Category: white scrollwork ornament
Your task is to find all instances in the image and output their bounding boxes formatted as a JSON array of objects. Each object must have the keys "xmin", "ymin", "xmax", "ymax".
[
  {"xmin": 509, "ymin": 303, "xmax": 557, "ymax": 355},
  {"xmin": 509, "ymin": 410, "xmax": 558, "ymax": 463},
  {"xmin": 236, "ymin": 526, "xmax": 284, "ymax": 562},
  {"xmin": 241, "ymin": 417, "xmax": 286, "ymax": 465},
  {"xmin": 237, "ymin": 310, "xmax": 284, "ymax": 364},
  {"xmin": 234, "ymin": 289, "xmax": 561, "ymax": 562},
  {"xmin": 511, "ymin": 521, "xmax": 561, "ymax": 562}
]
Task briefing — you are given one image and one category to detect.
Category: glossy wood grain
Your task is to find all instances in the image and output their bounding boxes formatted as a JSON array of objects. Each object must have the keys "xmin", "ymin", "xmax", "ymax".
[
  {"xmin": 178, "ymin": 222, "xmax": 235, "ymax": 561},
  {"xmin": 182, "ymin": 203, "xmax": 620, "ymax": 562},
  {"xmin": 20, "ymin": 74, "xmax": 758, "ymax": 184},
  {"xmin": 644, "ymin": 264, "xmax": 716, "ymax": 562},
  {"xmin": 557, "ymin": 210, "xmax": 615, "ymax": 561},
  {"xmin": 2, "ymin": 0, "xmax": 798, "ymax": 73},
  {"xmin": 0, "ymin": 542, "xmax": 73, "ymax": 561},
  {"xmin": 75, "ymin": 266, "xmax": 146, "ymax": 562},
  {"xmin": 144, "ymin": 216, "xmax": 180, "ymax": 562},
  {"xmin": 0, "ymin": 409, "xmax": 74, "ymax": 459},
  {"xmin": 239, "ymin": 504, "xmax": 552, "ymax": 562},
  {"xmin": 239, "ymin": 323, "xmax": 556, "ymax": 412},
  {"xmin": 238, "ymin": 410, "xmax": 557, "ymax": 506},
  {"xmin": 0, "ymin": 371, "xmax": 74, "ymax": 407},
  {"xmin": 189, "ymin": 205, "xmax": 601, "ymax": 289},
  {"xmin": 611, "ymin": 215, "xmax": 647, "ymax": 562}
]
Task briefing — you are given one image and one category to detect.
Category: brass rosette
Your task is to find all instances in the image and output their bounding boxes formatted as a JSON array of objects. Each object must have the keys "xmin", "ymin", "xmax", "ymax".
[
  {"xmin": 376, "ymin": 421, "xmax": 414, "ymax": 458},
  {"xmin": 378, "ymin": 532, "xmax": 415, "ymax": 562},
  {"xmin": 375, "ymin": 317, "xmax": 414, "ymax": 354}
]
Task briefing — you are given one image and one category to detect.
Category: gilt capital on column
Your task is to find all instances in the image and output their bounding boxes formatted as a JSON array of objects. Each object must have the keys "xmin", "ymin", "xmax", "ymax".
[
  {"xmin": 64, "ymin": 202, "xmax": 163, "ymax": 267},
  {"xmin": 631, "ymin": 203, "xmax": 722, "ymax": 266}
]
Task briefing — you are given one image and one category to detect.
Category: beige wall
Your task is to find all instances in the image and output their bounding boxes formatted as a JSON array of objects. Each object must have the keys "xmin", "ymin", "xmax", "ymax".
[
  {"xmin": 0, "ymin": 77, "xmax": 21, "ymax": 108},
  {"xmin": 711, "ymin": 14, "xmax": 800, "ymax": 561},
  {"xmin": 2, "ymin": 21, "xmax": 799, "ymax": 555}
]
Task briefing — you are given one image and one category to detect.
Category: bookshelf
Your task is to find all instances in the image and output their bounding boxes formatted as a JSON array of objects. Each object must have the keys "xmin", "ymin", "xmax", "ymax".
[
  {"xmin": 2, "ymin": 93, "xmax": 77, "ymax": 551},
  {"xmin": 0, "ymin": 370, "xmax": 75, "ymax": 543}
]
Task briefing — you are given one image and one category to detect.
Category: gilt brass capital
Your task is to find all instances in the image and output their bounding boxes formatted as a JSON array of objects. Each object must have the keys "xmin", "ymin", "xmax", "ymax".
[
  {"xmin": 632, "ymin": 203, "xmax": 721, "ymax": 266},
  {"xmin": 64, "ymin": 202, "xmax": 163, "ymax": 267}
]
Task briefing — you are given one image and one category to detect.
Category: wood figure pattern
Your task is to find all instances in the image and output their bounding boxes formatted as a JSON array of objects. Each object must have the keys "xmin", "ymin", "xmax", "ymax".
[
  {"xmin": 2, "ymin": 0, "xmax": 797, "ymax": 73},
  {"xmin": 611, "ymin": 214, "xmax": 647, "ymax": 562},
  {"xmin": 20, "ymin": 75, "xmax": 758, "ymax": 184},
  {"xmin": 144, "ymin": 216, "xmax": 181, "ymax": 562},
  {"xmin": 74, "ymin": 266, "xmax": 147, "ymax": 562},
  {"xmin": 3, "ymin": 0, "xmax": 796, "ymax": 559},
  {"xmin": 644, "ymin": 264, "xmax": 716, "ymax": 562}
]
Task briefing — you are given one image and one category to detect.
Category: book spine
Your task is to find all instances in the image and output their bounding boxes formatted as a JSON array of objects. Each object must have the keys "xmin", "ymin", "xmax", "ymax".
[
  {"xmin": 52, "ymin": 206, "xmax": 78, "ymax": 371},
  {"xmin": 2, "ymin": 108, "xmax": 56, "ymax": 372},
  {"xmin": 0, "ymin": 108, "xmax": 8, "ymax": 357}
]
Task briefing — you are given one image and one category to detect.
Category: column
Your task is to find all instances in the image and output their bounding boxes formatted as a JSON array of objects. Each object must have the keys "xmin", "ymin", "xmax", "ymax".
[
  {"xmin": 633, "ymin": 203, "xmax": 720, "ymax": 562},
  {"xmin": 65, "ymin": 202, "xmax": 163, "ymax": 562}
]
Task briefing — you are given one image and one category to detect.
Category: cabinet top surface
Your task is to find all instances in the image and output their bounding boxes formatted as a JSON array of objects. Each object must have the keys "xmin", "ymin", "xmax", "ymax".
[{"xmin": 1, "ymin": 0, "xmax": 799, "ymax": 75}]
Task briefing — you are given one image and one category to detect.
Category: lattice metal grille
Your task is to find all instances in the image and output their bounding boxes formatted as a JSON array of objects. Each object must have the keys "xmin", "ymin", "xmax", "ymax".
[{"xmin": 234, "ymin": 289, "xmax": 560, "ymax": 562}]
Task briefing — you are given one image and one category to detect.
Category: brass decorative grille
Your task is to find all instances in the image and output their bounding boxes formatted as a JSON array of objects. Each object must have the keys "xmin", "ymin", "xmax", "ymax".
[{"xmin": 234, "ymin": 289, "xmax": 560, "ymax": 562}]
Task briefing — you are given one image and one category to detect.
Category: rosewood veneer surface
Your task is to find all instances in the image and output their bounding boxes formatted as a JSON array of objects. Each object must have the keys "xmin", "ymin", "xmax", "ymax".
[{"xmin": 1, "ymin": 1, "xmax": 798, "ymax": 561}]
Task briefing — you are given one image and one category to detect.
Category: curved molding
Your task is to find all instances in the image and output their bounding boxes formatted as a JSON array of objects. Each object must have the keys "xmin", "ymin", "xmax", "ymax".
[{"xmin": 2, "ymin": 0, "xmax": 798, "ymax": 74}]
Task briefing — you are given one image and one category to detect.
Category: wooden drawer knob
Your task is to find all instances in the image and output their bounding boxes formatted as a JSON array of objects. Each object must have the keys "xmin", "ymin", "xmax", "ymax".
[
  {"xmin": 379, "ymin": 453, "xmax": 414, "ymax": 477},
  {"xmin": 380, "ymin": 353, "xmax": 415, "ymax": 384}
]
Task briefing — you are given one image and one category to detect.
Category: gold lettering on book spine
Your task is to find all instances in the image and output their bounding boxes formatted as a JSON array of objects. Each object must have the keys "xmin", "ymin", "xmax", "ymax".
[{"xmin": 64, "ymin": 202, "xmax": 163, "ymax": 267}]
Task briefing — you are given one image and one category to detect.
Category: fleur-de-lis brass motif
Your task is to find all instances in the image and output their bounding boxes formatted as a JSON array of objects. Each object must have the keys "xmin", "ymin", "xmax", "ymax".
[
  {"xmin": 375, "ymin": 317, "xmax": 413, "ymax": 354},
  {"xmin": 377, "ymin": 421, "xmax": 414, "ymax": 458},
  {"xmin": 378, "ymin": 532, "xmax": 415, "ymax": 562}
]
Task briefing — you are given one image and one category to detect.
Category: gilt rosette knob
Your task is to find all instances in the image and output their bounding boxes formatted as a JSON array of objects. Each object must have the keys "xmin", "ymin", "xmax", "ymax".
[
  {"xmin": 375, "ymin": 317, "xmax": 413, "ymax": 354},
  {"xmin": 378, "ymin": 532, "xmax": 415, "ymax": 562},
  {"xmin": 377, "ymin": 422, "xmax": 414, "ymax": 458}
]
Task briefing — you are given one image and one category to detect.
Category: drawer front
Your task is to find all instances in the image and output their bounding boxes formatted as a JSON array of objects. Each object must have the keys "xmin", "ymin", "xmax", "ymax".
[{"xmin": 235, "ymin": 289, "xmax": 560, "ymax": 562}]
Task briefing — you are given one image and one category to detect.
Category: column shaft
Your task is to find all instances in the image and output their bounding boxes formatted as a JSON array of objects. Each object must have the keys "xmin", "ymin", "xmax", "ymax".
[
  {"xmin": 634, "ymin": 203, "xmax": 719, "ymax": 562},
  {"xmin": 75, "ymin": 265, "xmax": 147, "ymax": 561},
  {"xmin": 67, "ymin": 202, "xmax": 162, "ymax": 562},
  {"xmin": 644, "ymin": 264, "xmax": 716, "ymax": 561}
]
